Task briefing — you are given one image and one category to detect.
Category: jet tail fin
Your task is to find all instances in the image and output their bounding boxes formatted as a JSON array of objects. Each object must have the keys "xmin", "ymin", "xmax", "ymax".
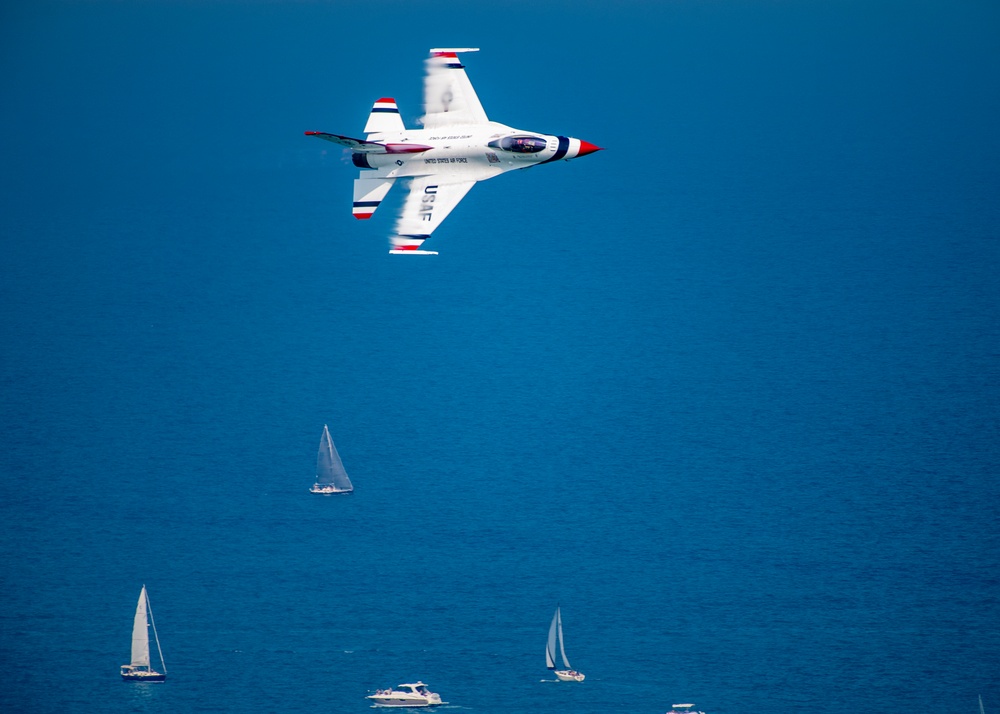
[{"xmin": 364, "ymin": 97, "xmax": 405, "ymax": 134}]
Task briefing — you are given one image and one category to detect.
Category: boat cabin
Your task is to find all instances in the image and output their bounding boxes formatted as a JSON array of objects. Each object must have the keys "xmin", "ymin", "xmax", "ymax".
[{"xmin": 397, "ymin": 682, "xmax": 431, "ymax": 695}]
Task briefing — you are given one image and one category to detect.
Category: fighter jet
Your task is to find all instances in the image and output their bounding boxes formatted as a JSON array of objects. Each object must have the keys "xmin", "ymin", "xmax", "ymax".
[{"xmin": 306, "ymin": 48, "xmax": 602, "ymax": 254}]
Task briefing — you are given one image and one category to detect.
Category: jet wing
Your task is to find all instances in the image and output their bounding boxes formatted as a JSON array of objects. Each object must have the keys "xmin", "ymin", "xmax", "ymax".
[
  {"xmin": 421, "ymin": 48, "xmax": 488, "ymax": 129},
  {"xmin": 390, "ymin": 176, "xmax": 476, "ymax": 254}
]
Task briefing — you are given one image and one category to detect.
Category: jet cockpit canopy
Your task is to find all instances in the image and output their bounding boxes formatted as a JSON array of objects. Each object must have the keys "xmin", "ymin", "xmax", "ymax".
[{"xmin": 488, "ymin": 135, "xmax": 548, "ymax": 153}]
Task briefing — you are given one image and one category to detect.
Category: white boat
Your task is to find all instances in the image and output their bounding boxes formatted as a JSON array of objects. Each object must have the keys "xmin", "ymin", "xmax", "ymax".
[
  {"xmin": 309, "ymin": 424, "xmax": 354, "ymax": 494},
  {"xmin": 366, "ymin": 682, "xmax": 445, "ymax": 707},
  {"xmin": 120, "ymin": 585, "xmax": 167, "ymax": 682},
  {"xmin": 666, "ymin": 705, "xmax": 705, "ymax": 714},
  {"xmin": 546, "ymin": 606, "xmax": 584, "ymax": 682}
]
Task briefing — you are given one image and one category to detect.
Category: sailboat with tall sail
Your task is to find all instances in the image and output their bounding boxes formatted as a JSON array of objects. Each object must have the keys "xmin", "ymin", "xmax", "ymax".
[
  {"xmin": 120, "ymin": 585, "xmax": 166, "ymax": 682},
  {"xmin": 546, "ymin": 606, "xmax": 585, "ymax": 682},
  {"xmin": 309, "ymin": 424, "xmax": 353, "ymax": 494}
]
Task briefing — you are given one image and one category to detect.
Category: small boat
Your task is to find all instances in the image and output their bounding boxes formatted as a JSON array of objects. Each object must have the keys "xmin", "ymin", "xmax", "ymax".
[
  {"xmin": 666, "ymin": 705, "xmax": 705, "ymax": 714},
  {"xmin": 366, "ymin": 682, "xmax": 445, "ymax": 707},
  {"xmin": 546, "ymin": 606, "xmax": 584, "ymax": 682},
  {"xmin": 309, "ymin": 424, "xmax": 354, "ymax": 494},
  {"xmin": 120, "ymin": 585, "xmax": 167, "ymax": 682}
]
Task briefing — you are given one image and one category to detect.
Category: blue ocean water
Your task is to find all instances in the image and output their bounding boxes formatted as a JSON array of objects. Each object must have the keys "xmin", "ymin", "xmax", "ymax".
[{"xmin": 2, "ymin": 1, "xmax": 999, "ymax": 712}]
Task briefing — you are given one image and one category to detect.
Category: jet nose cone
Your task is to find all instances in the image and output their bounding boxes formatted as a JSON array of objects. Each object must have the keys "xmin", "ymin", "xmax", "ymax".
[{"xmin": 576, "ymin": 140, "xmax": 603, "ymax": 158}]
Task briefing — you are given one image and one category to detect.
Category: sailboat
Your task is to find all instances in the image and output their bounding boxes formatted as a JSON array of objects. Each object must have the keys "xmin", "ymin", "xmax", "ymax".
[
  {"xmin": 546, "ymin": 606, "xmax": 584, "ymax": 682},
  {"xmin": 120, "ymin": 585, "xmax": 166, "ymax": 682},
  {"xmin": 981, "ymin": 695, "xmax": 986, "ymax": 714},
  {"xmin": 309, "ymin": 424, "xmax": 354, "ymax": 494}
]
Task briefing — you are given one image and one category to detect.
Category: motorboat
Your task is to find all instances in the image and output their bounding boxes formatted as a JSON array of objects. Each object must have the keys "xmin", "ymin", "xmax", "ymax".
[
  {"xmin": 366, "ymin": 682, "xmax": 444, "ymax": 707},
  {"xmin": 666, "ymin": 705, "xmax": 705, "ymax": 714}
]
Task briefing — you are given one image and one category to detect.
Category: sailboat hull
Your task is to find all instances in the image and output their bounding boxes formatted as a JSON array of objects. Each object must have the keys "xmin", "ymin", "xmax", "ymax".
[
  {"xmin": 554, "ymin": 670, "xmax": 585, "ymax": 682},
  {"xmin": 120, "ymin": 669, "xmax": 166, "ymax": 682},
  {"xmin": 309, "ymin": 484, "xmax": 353, "ymax": 494}
]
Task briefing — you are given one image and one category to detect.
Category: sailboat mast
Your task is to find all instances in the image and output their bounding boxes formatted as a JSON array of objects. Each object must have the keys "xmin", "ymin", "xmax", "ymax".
[{"xmin": 146, "ymin": 587, "xmax": 167, "ymax": 674}]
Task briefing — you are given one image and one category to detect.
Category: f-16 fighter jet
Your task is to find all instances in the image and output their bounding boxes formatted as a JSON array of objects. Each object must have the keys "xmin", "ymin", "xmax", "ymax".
[{"xmin": 306, "ymin": 48, "xmax": 602, "ymax": 255}]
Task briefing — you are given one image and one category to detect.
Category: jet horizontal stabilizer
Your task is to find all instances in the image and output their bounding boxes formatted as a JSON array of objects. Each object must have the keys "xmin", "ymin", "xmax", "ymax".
[
  {"xmin": 305, "ymin": 132, "xmax": 431, "ymax": 154},
  {"xmin": 305, "ymin": 132, "xmax": 382, "ymax": 151}
]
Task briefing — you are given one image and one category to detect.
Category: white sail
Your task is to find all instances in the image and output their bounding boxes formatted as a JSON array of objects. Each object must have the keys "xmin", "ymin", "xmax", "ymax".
[
  {"xmin": 546, "ymin": 609, "xmax": 558, "ymax": 669},
  {"xmin": 316, "ymin": 425, "xmax": 353, "ymax": 491},
  {"xmin": 130, "ymin": 586, "xmax": 151, "ymax": 668},
  {"xmin": 556, "ymin": 608, "xmax": 572, "ymax": 669}
]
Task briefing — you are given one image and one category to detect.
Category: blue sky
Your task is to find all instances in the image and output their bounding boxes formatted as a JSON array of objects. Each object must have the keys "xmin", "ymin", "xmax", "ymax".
[{"xmin": 3, "ymin": 0, "xmax": 998, "ymax": 199}]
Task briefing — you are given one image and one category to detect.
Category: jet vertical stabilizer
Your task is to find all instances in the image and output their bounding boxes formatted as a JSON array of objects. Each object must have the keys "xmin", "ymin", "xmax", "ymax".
[{"xmin": 364, "ymin": 98, "xmax": 405, "ymax": 135}]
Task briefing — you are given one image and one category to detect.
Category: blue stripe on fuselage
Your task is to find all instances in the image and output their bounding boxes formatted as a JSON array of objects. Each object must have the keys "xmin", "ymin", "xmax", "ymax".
[{"xmin": 540, "ymin": 136, "xmax": 570, "ymax": 164}]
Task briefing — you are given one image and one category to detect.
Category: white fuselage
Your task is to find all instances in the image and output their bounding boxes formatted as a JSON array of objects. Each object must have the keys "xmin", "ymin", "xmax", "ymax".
[{"xmin": 357, "ymin": 122, "xmax": 588, "ymax": 182}]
